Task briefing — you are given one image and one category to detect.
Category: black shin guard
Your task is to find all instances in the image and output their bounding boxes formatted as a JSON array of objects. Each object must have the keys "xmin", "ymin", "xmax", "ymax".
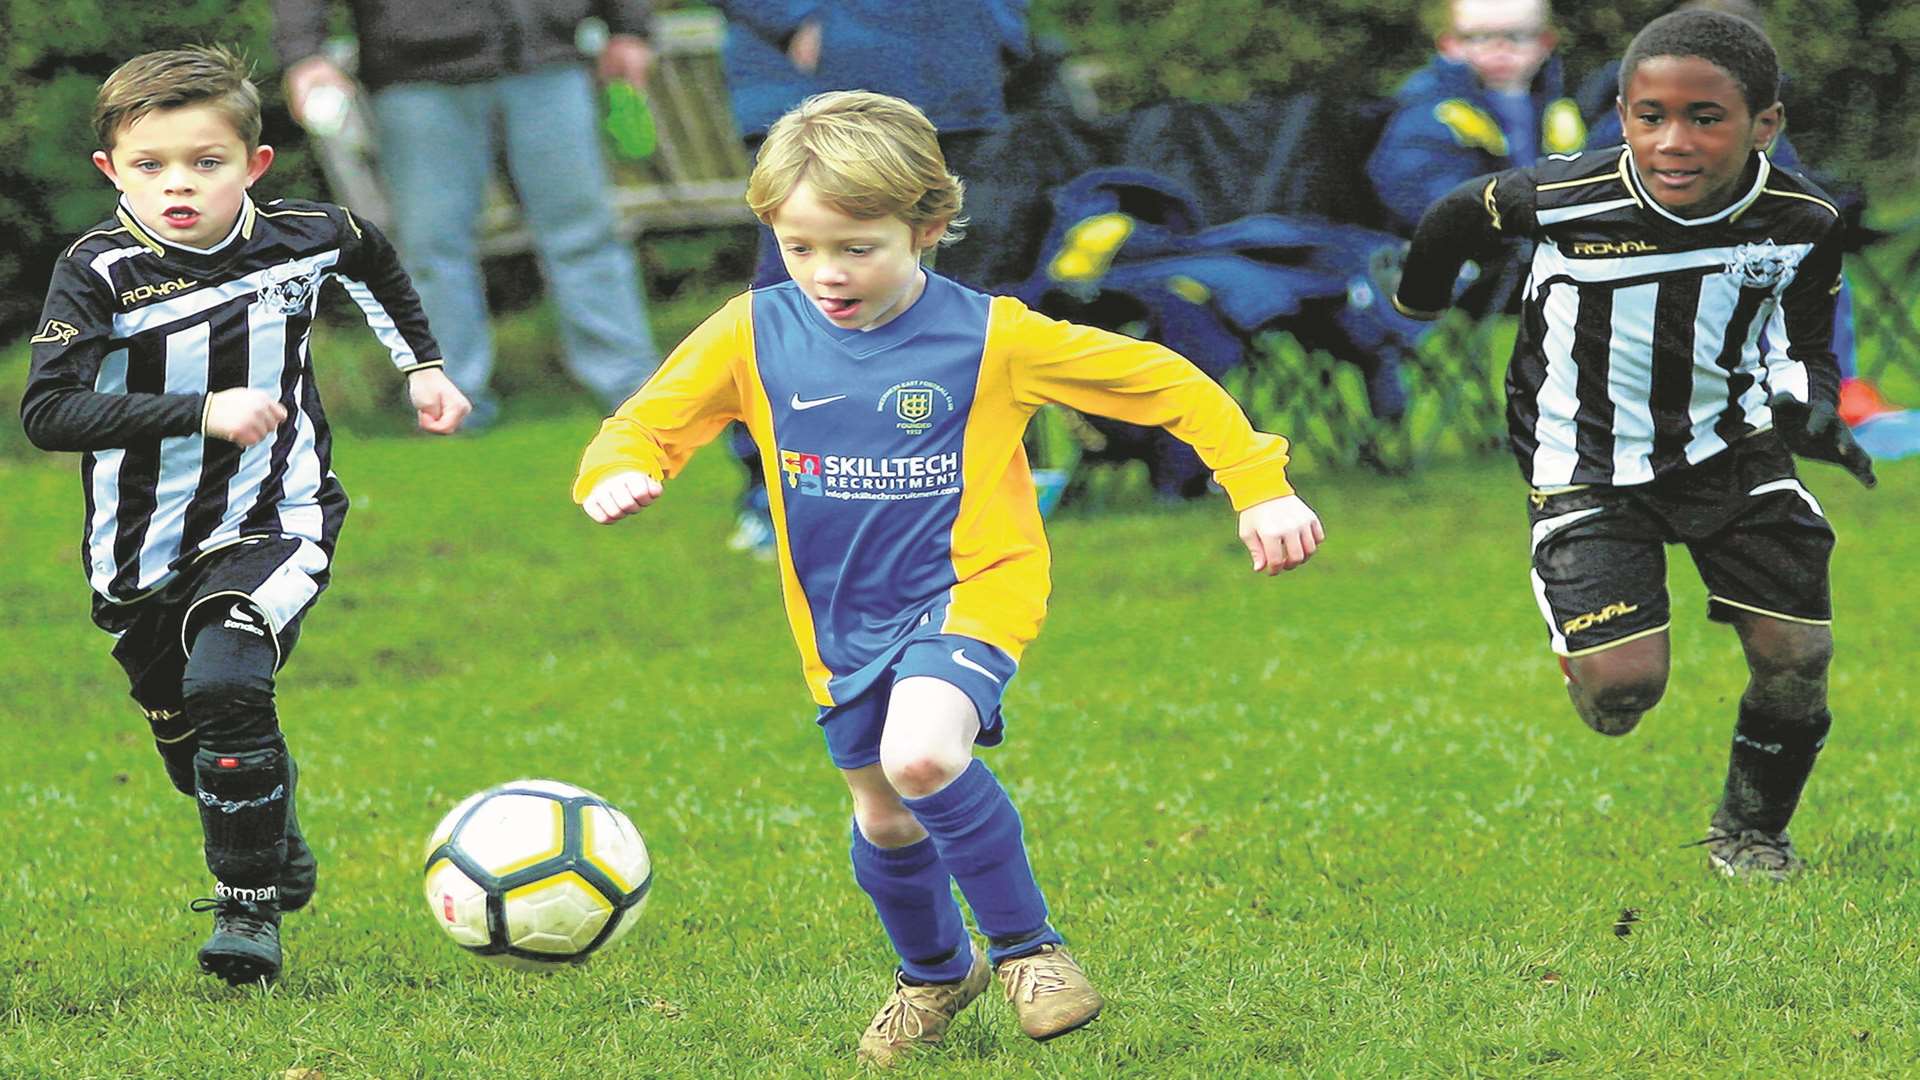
[
  {"xmin": 145, "ymin": 708, "xmax": 199, "ymax": 797},
  {"xmin": 194, "ymin": 743, "xmax": 291, "ymax": 898},
  {"xmin": 1716, "ymin": 703, "xmax": 1832, "ymax": 834}
]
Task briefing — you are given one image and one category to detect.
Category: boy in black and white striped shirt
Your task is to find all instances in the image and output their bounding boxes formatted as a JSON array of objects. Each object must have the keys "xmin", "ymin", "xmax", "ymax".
[
  {"xmin": 1393, "ymin": 10, "xmax": 1875, "ymax": 880},
  {"xmin": 21, "ymin": 45, "xmax": 469, "ymax": 984}
]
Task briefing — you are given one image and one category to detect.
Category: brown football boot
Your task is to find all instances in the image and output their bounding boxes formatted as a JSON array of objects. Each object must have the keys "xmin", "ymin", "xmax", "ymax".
[
  {"xmin": 856, "ymin": 942, "xmax": 990, "ymax": 1067},
  {"xmin": 995, "ymin": 944, "xmax": 1104, "ymax": 1040}
]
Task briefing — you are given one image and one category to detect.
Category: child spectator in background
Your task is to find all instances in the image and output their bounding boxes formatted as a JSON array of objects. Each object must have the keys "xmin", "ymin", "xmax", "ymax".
[{"xmin": 1367, "ymin": 0, "xmax": 1588, "ymax": 236}]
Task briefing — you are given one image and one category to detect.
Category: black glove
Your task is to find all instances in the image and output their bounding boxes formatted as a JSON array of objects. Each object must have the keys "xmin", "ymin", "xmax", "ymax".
[{"xmin": 1769, "ymin": 393, "xmax": 1877, "ymax": 488}]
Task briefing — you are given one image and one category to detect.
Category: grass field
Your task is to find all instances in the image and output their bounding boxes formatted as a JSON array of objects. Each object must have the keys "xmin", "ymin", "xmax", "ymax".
[{"xmin": 1, "ymin": 406, "xmax": 1915, "ymax": 1078}]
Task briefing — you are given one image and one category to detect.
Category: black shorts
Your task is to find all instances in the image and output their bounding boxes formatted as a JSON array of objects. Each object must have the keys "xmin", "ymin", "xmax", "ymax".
[
  {"xmin": 1525, "ymin": 433, "xmax": 1835, "ymax": 657},
  {"xmin": 99, "ymin": 535, "xmax": 332, "ymax": 713}
]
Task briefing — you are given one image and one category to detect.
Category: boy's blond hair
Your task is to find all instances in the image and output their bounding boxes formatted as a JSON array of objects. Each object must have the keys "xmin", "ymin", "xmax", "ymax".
[
  {"xmin": 94, "ymin": 44, "xmax": 262, "ymax": 152},
  {"xmin": 1426, "ymin": 0, "xmax": 1553, "ymax": 37},
  {"xmin": 746, "ymin": 91, "xmax": 966, "ymax": 246}
]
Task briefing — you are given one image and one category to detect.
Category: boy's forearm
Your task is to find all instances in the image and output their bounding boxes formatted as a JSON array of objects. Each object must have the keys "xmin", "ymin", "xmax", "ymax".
[
  {"xmin": 1394, "ymin": 176, "xmax": 1509, "ymax": 319},
  {"xmin": 21, "ymin": 387, "xmax": 204, "ymax": 452}
]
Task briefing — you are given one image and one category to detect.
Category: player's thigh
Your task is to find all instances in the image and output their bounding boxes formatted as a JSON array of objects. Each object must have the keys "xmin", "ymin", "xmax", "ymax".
[
  {"xmin": 880, "ymin": 677, "xmax": 982, "ymax": 770},
  {"xmin": 106, "ymin": 592, "xmax": 192, "ymax": 715},
  {"xmin": 881, "ymin": 635, "xmax": 1016, "ymax": 759},
  {"xmin": 181, "ymin": 536, "xmax": 332, "ymax": 673},
  {"xmin": 1527, "ymin": 489, "xmax": 1671, "ymax": 658},
  {"xmin": 1688, "ymin": 463, "xmax": 1836, "ymax": 632},
  {"xmin": 1729, "ymin": 610, "xmax": 1834, "ymax": 686}
]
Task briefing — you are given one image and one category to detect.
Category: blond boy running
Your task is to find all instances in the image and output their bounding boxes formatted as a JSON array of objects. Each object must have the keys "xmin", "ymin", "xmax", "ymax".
[{"xmin": 575, "ymin": 91, "xmax": 1322, "ymax": 1064}]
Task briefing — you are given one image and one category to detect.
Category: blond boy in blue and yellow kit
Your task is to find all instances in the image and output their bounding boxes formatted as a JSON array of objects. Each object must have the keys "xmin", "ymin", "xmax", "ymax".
[{"xmin": 574, "ymin": 91, "xmax": 1323, "ymax": 1066}]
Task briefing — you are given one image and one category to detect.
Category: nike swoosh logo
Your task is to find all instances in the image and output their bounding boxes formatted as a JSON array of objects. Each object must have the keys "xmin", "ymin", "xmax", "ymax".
[
  {"xmin": 951, "ymin": 648, "xmax": 1001, "ymax": 684},
  {"xmin": 229, "ymin": 603, "xmax": 259, "ymax": 624},
  {"xmin": 791, "ymin": 393, "xmax": 847, "ymax": 411}
]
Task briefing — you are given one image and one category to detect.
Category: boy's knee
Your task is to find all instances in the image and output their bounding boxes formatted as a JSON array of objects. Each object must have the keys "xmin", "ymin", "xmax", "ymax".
[
  {"xmin": 181, "ymin": 625, "xmax": 279, "ymax": 751},
  {"xmin": 1750, "ymin": 633, "xmax": 1834, "ymax": 685},
  {"xmin": 879, "ymin": 746, "xmax": 971, "ymax": 800},
  {"xmin": 852, "ymin": 802, "xmax": 925, "ymax": 849},
  {"xmin": 1576, "ymin": 673, "xmax": 1667, "ymax": 736}
]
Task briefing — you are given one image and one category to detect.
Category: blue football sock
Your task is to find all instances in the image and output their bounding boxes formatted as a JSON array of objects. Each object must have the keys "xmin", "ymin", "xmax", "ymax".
[
  {"xmin": 902, "ymin": 759, "xmax": 1063, "ymax": 966},
  {"xmin": 849, "ymin": 824, "xmax": 973, "ymax": 984}
]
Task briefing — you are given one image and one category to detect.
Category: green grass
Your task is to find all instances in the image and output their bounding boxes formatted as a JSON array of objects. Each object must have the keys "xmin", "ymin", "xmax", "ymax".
[{"xmin": 1, "ymin": 406, "xmax": 1915, "ymax": 1078}]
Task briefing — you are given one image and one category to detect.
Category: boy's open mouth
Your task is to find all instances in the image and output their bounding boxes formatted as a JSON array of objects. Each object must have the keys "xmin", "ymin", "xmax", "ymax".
[
  {"xmin": 819, "ymin": 296, "xmax": 860, "ymax": 320},
  {"xmin": 163, "ymin": 206, "xmax": 201, "ymax": 227},
  {"xmin": 1650, "ymin": 167, "xmax": 1702, "ymax": 188}
]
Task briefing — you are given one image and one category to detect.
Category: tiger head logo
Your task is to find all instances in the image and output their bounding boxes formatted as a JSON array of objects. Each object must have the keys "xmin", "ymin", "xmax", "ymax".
[
  {"xmin": 1724, "ymin": 241, "xmax": 1799, "ymax": 290},
  {"xmin": 257, "ymin": 265, "xmax": 322, "ymax": 315}
]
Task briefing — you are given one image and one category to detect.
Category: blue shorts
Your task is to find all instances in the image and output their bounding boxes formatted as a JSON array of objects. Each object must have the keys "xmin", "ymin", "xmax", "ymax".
[{"xmin": 818, "ymin": 632, "xmax": 1018, "ymax": 770}]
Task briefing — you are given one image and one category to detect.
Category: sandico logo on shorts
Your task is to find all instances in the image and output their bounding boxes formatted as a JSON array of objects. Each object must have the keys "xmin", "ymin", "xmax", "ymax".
[
  {"xmin": 224, "ymin": 603, "xmax": 268, "ymax": 638},
  {"xmin": 1562, "ymin": 601, "xmax": 1639, "ymax": 635}
]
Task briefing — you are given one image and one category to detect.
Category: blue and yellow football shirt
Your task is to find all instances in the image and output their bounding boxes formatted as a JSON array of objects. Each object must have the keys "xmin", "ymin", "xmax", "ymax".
[{"xmin": 574, "ymin": 274, "xmax": 1295, "ymax": 706}]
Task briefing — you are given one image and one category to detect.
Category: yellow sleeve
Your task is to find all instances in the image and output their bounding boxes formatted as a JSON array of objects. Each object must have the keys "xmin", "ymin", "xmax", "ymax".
[
  {"xmin": 572, "ymin": 294, "xmax": 752, "ymax": 503},
  {"xmin": 996, "ymin": 297, "xmax": 1295, "ymax": 510}
]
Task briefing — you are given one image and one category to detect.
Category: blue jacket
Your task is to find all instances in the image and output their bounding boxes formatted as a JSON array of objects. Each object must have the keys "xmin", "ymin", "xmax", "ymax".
[
  {"xmin": 1365, "ymin": 53, "xmax": 1587, "ymax": 234},
  {"xmin": 714, "ymin": 1, "xmax": 1029, "ymax": 137}
]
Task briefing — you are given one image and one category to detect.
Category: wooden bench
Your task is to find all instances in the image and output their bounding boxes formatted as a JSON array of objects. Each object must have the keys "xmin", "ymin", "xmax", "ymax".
[{"xmin": 306, "ymin": 8, "xmax": 757, "ymax": 256}]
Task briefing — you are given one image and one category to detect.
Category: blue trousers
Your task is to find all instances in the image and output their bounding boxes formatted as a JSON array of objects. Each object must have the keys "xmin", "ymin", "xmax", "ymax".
[{"xmin": 371, "ymin": 64, "xmax": 658, "ymax": 423}]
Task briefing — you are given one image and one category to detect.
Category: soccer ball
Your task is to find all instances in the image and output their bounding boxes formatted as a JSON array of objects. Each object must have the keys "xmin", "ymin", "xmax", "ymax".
[{"xmin": 423, "ymin": 779, "xmax": 653, "ymax": 970}]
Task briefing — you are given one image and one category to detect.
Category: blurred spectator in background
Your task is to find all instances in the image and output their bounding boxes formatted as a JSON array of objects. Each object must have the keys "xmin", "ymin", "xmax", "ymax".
[
  {"xmin": 713, "ymin": 1, "xmax": 1032, "ymax": 554},
  {"xmin": 1367, "ymin": 0, "xmax": 1585, "ymax": 316},
  {"xmin": 1368, "ymin": 0, "xmax": 1587, "ymax": 235},
  {"xmin": 274, "ymin": 0, "xmax": 662, "ymax": 431}
]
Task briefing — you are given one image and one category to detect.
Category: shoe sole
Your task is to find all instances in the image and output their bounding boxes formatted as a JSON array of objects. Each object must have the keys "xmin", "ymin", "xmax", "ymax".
[
  {"xmin": 1028, "ymin": 1002, "xmax": 1102, "ymax": 1042},
  {"xmin": 200, "ymin": 949, "xmax": 281, "ymax": 986},
  {"xmin": 1707, "ymin": 854, "xmax": 1797, "ymax": 882}
]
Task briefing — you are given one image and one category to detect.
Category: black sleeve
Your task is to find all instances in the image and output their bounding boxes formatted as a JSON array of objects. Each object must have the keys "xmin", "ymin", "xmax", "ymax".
[
  {"xmin": 1777, "ymin": 216, "xmax": 1845, "ymax": 411},
  {"xmin": 1393, "ymin": 170, "xmax": 1535, "ymax": 320},
  {"xmin": 596, "ymin": 0, "xmax": 654, "ymax": 39},
  {"xmin": 712, "ymin": 0, "xmax": 812, "ymax": 46},
  {"xmin": 20, "ymin": 257, "xmax": 204, "ymax": 452},
  {"xmin": 332, "ymin": 207, "xmax": 445, "ymax": 373},
  {"xmin": 270, "ymin": 0, "xmax": 332, "ymax": 67}
]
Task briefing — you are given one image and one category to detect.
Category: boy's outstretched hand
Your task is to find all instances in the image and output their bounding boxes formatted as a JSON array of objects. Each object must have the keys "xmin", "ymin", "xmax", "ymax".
[
  {"xmin": 1769, "ymin": 392, "xmax": 1877, "ymax": 488},
  {"xmin": 1239, "ymin": 494, "xmax": 1324, "ymax": 575},
  {"xmin": 409, "ymin": 368, "xmax": 472, "ymax": 435},
  {"xmin": 584, "ymin": 470, "xmax": 663, "ymax": 524}
]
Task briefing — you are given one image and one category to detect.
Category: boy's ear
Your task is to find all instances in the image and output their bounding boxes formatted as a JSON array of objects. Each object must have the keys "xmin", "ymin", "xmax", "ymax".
[
  {"xmin": 92, "ymin": 150, "xmax": 123, "ymax": 190},
  {"xmin": 1751, "ymin": 102, "xmax": 1784, "ymax": 152},
  {"xmin": 914, "ymin": 219, "xmax": 949, "ymax": 253},
  {"xmin": 246, "ymin": 144, "xmax": 275, "ymax": 186},
  {"xmin": 1436, "ymin": 31, "xmax": 1466, "ymax": 60}
]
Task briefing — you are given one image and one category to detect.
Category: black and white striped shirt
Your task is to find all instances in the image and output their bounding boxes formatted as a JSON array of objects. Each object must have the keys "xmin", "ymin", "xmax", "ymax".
[
  {"xmin": 22, "ymin": 195, "xmax": 440, "ymax": 617},
  {"xmin": 1395, "ymin": 147, "xmax": 1844, "ymax": 488}
]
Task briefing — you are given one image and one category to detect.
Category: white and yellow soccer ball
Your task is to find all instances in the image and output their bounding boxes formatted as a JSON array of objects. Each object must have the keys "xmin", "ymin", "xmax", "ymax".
[{"xmin": 423, "ymin": 779, "xmax": 652, "ymax": 970}]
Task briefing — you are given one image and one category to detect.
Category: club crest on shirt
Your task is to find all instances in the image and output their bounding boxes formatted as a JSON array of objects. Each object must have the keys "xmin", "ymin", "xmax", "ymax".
[
  {"xmin": 1723, "ymin": 240, "xmax": 1800, "ymax": 290},
  {"xmin": 878, "ymin": 380, "xmax": 954, "ymax": 435},
  {"xmin": 257, "ymin": 263, "xmax": 323, "ymax": 315}
]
